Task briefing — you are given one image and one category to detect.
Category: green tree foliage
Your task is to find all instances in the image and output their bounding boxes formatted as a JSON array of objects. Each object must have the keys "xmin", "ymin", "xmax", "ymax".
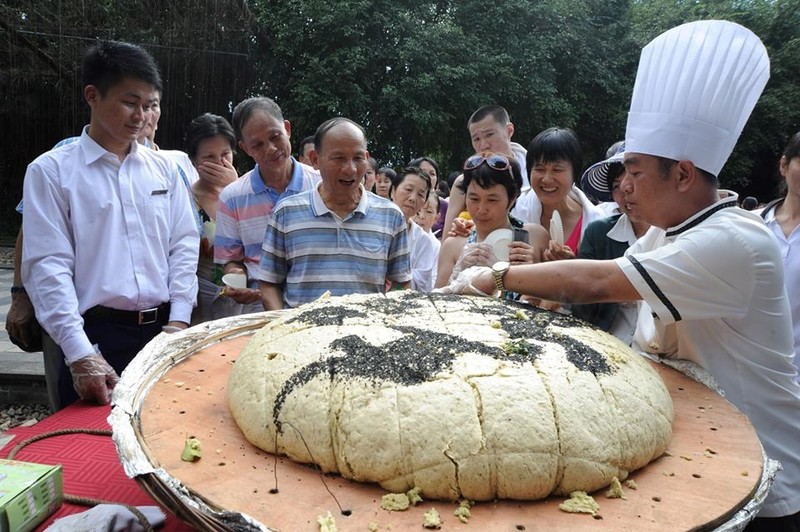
[
  {"xmin": 0, "ymin": 0, "xmax": 256, "ymax": 234},
  {"xmin": 627, "ymin": 0, "xmax": 800, "ymax": 196},
  {"xmin": 1, "ymin": 0, "xmax": 799, "ymax": 234},
  {"xmin": 249, "ymin": 0, "xmax": 635, "ymax": 172}
]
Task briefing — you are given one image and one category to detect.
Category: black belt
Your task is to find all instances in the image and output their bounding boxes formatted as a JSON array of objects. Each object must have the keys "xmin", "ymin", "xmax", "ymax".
[{"xmin": 83, "ymin": 302, "xmax": 170, "ymax": 326}]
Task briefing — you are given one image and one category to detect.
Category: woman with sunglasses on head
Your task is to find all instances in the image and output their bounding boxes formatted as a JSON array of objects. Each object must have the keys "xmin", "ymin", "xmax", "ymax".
[
  {"xmin": 389, "ymin": 167, "xmax": 440, "ymax": 293},
  {"xmin": 435, "ymin": 153, "xmax": 549, "ymax": 290},
  {"xmin": 512, "ymin": 128, "xmax": 605, "ymax": 261}
]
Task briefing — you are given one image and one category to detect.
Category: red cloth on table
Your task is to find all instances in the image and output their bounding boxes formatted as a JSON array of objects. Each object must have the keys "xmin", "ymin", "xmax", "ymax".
[{"xmin": 0, "ymin": 401, "xmax": 194, "ymax": 531}]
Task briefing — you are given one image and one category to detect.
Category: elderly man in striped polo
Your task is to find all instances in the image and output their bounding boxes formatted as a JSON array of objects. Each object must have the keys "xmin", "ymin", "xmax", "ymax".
[{"xmin": 257, "ymin": 118, "xmax": 411, "ymax": 309}]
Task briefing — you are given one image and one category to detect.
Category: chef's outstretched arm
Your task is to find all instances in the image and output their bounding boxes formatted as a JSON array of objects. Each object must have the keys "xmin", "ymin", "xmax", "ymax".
[{"xmin": 440, "ymin": 260, "xmax": 641, "ymax": 305}]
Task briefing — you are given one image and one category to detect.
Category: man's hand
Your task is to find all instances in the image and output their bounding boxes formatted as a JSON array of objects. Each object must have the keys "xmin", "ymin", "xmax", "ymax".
[
  {"xmin": 223, "ymin": 285, "xmax": 262, "ymax": 304},
  {"xmin": 162, "ymin": 321, "xmax": 189, "ymax": 334},
  {"xmin": 5, "ymin": 291, "xmax": 42, "ymax": 352},
  {"xmin": 222, "ymin": 265, "xmax": 261, "ymax": 304},
  {"xmin": 67, "ymin": 353, "xmax": 120, "ymax": 405}
]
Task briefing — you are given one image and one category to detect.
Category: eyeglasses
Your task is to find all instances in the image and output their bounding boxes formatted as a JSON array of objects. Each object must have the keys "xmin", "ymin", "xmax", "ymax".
[{"xmin": 464, "ymin": 154, "xmax": 512, "ymax": 172}]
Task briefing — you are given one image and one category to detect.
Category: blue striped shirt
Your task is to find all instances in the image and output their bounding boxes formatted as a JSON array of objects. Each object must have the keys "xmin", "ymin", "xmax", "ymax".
[
  {"xmin": 214, "ymin": 159, "xmax": 320, "ymax": 285},
  {"xmin": 258, "ymin": 186, "xmax": 411, "ymax": 307}
]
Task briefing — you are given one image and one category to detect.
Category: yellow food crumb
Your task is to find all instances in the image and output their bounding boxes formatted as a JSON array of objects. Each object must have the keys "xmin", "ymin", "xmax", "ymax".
[
  {"xmin": 406, "ymin": 486, "xmax": 423, "ymax": 506},
  {"xmin": 368, "ymin": 523, "xmax": 379, "ymax": 532},
  {"xmin": 174, "ymin": 381, "xmax": 185, "ymax": 387},
  {"xmin": 180, "ymin": 438, "xmax": 202, "ymax": 462},
  {"xmin": 741, "ymin": 471, "xmax": 749, "ymax": 477},
  {"xmin": 381, "ymin": 493, "xmax": 410, "ymax": 511},
  {"xmin": 422, "ymin": 508, "xmax": 442, "ymax": 529},
  {"xmin": 605, "ymin": 477, "xmax": 626, "ymax": 499},
  {"xmin": 454, "ymin": 500, "xmax": 472, "ymax": 523},
  {"xmin": 514, "ymin": 309, "xmax": 529, "ymax": 320},
  {"xmin": 624, "ymin": 479, "xmax": 638, "ymax": 490},
  {"xmin": 316, "ymin": 511, "xmax": 336, "ymax": 532},
  {"xmin": 680, "ymin": 455, "xmax": 693, "ymax": 461},
  {"xmin": 559, "ymin": 491, "xmax": 600, "ymax": 516},
  {"xmin": 490, "ymin": 320, "xmax": 502, "ymax": 329}
]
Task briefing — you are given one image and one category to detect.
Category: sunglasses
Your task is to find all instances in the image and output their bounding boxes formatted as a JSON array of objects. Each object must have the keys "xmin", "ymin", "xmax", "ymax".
[{"xmin": 464, "ymin": 154, "xmax": 512, "ymax": 172}]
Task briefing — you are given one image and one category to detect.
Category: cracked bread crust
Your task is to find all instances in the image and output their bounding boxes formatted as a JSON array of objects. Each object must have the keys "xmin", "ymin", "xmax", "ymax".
[{"xmin": 227, "ymin": 292, "xmax": 673, "ymax": 501}]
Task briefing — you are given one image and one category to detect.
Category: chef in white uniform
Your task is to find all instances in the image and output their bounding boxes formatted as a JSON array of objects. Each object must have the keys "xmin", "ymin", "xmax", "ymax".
[{"xmin": 440, "ymin": 20, "xmax": 800, "ymax": 528}]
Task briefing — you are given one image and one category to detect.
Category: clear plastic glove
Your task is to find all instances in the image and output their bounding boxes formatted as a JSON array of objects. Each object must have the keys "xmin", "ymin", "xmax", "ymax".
[
  {"xmin": 67, "ymin": 351, "xmax": 120, "ymax": 406},
  {"xmin": 449, "ymin": 243, "xmax": 498, "ymax": 284},
  {"xmin": 45, "ymin": 504, "xmax": 166, "ymax": 532},
  {"xmin": 434, "ymin": 266, "xmax": 495, "ymax": 297}
]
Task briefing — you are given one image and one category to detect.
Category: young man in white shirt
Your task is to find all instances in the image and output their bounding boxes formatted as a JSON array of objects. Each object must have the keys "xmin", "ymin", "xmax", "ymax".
[{"xmin": 21, "ymin": 40, "xmax": 199, "ymax": 411}]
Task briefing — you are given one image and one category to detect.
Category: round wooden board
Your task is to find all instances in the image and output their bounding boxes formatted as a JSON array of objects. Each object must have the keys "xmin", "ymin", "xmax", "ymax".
[{"xmin": 137, "ymin": 334, "xmax": 762, "ymax": 531}]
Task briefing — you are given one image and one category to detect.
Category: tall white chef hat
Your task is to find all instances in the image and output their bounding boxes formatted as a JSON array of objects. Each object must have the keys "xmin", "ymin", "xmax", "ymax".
[{"xmin": 625, "ymin": 20, "xmax": 770, "ymax": 177}]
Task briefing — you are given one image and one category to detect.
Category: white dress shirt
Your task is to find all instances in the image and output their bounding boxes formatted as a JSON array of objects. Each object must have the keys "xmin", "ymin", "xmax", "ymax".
[
  {"xmin": 22, "ymin": 127, "xmax": 199, "ymax": 362},
  {"xmin": 408, "ymin": 221, "xmax": 440, "ymax": 293},
  {"xmin": 762, "ymin": 203, "xmax": 800, "ymax": 383}
]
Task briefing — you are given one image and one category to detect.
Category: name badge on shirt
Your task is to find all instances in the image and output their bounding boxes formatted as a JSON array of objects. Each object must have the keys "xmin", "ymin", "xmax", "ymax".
[{"xmin": 151, "ymin": 189, "xmax": 169, "ymax": 196}]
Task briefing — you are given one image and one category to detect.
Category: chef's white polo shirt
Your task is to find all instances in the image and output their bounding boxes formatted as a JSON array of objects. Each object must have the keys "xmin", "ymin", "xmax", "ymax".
[{"xmin": 616, "ymin": 195, "xmax": 800, "ymax": 518}]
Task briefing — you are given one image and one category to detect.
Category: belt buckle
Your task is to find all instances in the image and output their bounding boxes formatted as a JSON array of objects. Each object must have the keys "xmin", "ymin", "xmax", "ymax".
[{"xmin": 139, "ymin": 307, "xmax": 159, "ymax": 325}]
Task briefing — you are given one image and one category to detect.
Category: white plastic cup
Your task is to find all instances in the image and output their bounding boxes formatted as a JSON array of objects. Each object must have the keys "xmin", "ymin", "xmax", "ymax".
[{"xmin": 221, "ymin": 273, "xmax": 247, "ymax": 289}]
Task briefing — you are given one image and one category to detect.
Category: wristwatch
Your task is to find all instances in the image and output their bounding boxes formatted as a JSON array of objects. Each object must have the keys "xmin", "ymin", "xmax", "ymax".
[{"xmin": 491, "ymin": 261, "xmax": 510, "ymax": 292}]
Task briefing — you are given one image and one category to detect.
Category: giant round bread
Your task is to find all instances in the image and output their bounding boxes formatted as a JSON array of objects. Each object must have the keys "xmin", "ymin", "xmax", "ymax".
[{"xmin": 227, "ymin": 292, "xmax": 673, "ymax": 501}]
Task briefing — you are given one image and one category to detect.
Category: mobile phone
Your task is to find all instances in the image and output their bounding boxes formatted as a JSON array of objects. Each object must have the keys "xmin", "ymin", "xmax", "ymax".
[{"xmin": 513, "ymin": 227, "xmax": 529, "ymax": 244}]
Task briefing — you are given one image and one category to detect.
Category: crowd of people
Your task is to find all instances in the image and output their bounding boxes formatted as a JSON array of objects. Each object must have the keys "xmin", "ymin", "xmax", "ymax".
[{"xmin": 3, "ymin": 19, "xmax": 800, "ymax": 529}]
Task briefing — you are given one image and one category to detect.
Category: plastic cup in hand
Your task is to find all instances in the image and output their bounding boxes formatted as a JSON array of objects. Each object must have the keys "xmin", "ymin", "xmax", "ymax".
[{"xmin": 221, "ymin": 273, "xmax": 247, "ymax": 290}]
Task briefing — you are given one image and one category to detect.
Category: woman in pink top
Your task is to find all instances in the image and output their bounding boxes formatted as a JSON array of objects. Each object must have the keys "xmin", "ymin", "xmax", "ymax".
[{"xmin": 512, "ymin": 127, "xmax": 604, "ymax": 260}]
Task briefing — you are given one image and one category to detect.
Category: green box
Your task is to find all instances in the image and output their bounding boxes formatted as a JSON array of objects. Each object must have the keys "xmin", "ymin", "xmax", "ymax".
[{"xmin": 0, "ymin": 459, "xmax": 63, "ymax": 532}]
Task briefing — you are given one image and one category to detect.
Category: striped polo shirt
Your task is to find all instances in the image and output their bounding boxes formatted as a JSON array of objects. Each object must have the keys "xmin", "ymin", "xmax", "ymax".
[
  {"xmin": 214, "ymin": 159, "xmax": 320, "ymax": 285},
  {"xmin": 258, "ymin": 185, "xmax": 411, "ymax": 308}
]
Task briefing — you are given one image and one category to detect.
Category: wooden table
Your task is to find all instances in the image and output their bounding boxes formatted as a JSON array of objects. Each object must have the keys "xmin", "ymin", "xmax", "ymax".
[{"xmin": 124, "ymin": 331, "xmax": 763, "ymax": 531}]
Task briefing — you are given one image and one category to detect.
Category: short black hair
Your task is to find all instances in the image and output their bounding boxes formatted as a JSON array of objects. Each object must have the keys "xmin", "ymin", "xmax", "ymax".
[
  {"xmin": 742, "ymin": 196, "xmax": 758, "ymax": 210},
  {"xmin": 657, "ymin": 157, "xmax": 717, "ymax": 184},
  {"xmin": 231, "ymin": 97, "xmax": 284, "ymax": 142},
  {"xmin": 81, "ymin": 40, "xmax": 162, "ymax": 95},
  {"xmin": 377, "ymin": 167, "xmax": 397, "ymax": 181},
  {"xmin": 468, "ymin": 105, "xmax": 510, "ymax": 128},
  {"xmin": 408, "ymin": 156, "xmax": 440, "ymax": 185},
  {"xmin": 313, "ymin": 117, "xmax": 366, "ymax": 152},
  {"xmin": 184, "ymin": 113, "xmax": 236, "ymax": 161},
  {"xmin": 782, "ymin": 131, "xmax": 800, "ymax": 160},
  {"xmin": 457, "ymin": 155, "xmax": 522, "ymax": 204},
  {"xmin": 526, "ymin": 127, "xmax": 583, "ymax": 184},
  {"xmin": 298, "ymin": 135, "xmax": 315, "ymax": 158},
  {"xmin": 390, "ymin": 166, "xmax": 432, "ymax": 200}
]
